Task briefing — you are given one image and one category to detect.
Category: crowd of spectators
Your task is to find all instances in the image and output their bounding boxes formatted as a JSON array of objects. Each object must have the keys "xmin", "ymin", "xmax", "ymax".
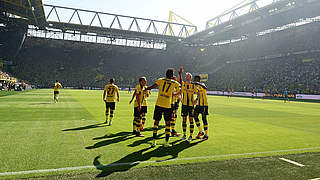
[
  {"xmin": 13, "ymin": 37, "xmax": 180, "ymax": 88},
  {"xmin": 209, "ymin": 54, "xmax": 320, "ymax": 94},
  {"xmin": 181, "ymin": 22, "xmax": 320, "ymax": 94},
  {"xmin": 10, "ymin": 21, "xmax": 320, "ymax": 94},
  {"xmin": 0, "ymin": 70, "xmax": 25, "ymax": 91}
]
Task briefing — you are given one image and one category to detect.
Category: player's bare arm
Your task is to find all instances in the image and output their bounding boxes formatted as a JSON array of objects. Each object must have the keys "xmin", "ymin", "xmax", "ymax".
[
  {"xmin": 145, "ymin": 83, "xmax": 158, "ymax": 91},
  {"xmin": 177, "ymin": 66, "xmax": 184, "ymax": 84},
  {"xmin": 143, "ymin": 83, "xmax": 157, "ymax": 99},
  {"xmin": 116, "ymin": 90, "xmax": 120, "ymax": 102},
  {"xmin": 129, "ymin": 90, "xmax": 136, "ymax": 104},
  {"xmin": 103, "ymin": 90, "xmax": 107, "ymax": 102}
]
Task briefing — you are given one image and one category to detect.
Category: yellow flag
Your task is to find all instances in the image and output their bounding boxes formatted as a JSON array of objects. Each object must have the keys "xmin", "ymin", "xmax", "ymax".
[{"xmin": 199, "ymin": 74, "xmax": 208, "ymax": 82}]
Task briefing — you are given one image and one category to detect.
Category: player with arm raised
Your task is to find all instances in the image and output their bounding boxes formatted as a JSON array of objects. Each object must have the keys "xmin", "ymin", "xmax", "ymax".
[
  {"xmin": 103, "ymin": 78, "xmax": 119, "ymax": 125},
  {"xmin": 145, "ymin": 68, "xmax": 180, "ymax": 147},
  {"xmin": 177, "ymin": 67, "xmax": 198, "ymax": 142}
]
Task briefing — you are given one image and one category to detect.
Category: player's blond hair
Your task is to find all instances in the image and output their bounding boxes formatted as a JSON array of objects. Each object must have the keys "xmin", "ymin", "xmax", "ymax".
[{"xmin": 185, "ymin": 72, "xmax": 192, "ymax": 78}]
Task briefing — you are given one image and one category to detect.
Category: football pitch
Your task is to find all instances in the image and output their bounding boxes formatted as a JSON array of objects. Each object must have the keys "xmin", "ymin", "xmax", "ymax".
[{"xmin": 0, "ymin": 89, "xmax": 320, "ymax": 179}]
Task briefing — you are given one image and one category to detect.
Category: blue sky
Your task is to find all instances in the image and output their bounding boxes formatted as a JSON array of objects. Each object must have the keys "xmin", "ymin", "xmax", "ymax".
[{"xmin": 43, "ymin": 0, "xmax": 273, "ymax": 31}]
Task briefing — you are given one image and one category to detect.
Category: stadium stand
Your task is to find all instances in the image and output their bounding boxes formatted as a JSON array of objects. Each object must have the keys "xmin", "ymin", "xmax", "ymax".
[
  {"xmin": 0, "ymin": 70, "xmax": 26, "ymax": 91},
  {"xmin": 10, "ymin": 21, "xmax": 320, "ymax": 95},
  {"xmin": 182, "ymin": 22, "xmax": 320, "ymax": 94},
  {"xmin": 13, "ymin": 37, "xmax": 181, "ymax": 88}
]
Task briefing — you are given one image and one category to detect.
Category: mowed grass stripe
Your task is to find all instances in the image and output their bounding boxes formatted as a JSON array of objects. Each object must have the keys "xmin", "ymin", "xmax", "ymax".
[
  {"xmin": 1, "ymin": 89, "xmax": 320, "ymax": 179},
  {"xmin": 1, "ymin": 146, "xmax": 320, "ymax": 176},
  {"xmin": 0, "ymin": 89, "xmax": 101, "ymax": 172},
  {"xmin": 212, "ymin": 96, "xmax": 320, "ymax": 135},
  {"xmin": 70, "ymin": 89, "xmax": 320, "ymax": 160},
  {"xmin": 212, "ymin": 97, "xmax": 320, "ymax": 115}
]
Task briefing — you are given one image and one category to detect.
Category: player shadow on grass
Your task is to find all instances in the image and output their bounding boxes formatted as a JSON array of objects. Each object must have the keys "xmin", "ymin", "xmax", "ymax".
[
  {"xmin": 93, "ymin": 140, "xmax": 204, "ymax": 177},
  {"xmin": 29, "ymin": 102, "xmax": 52, "ymax": 105},
  {"xmin": 62, "ymin": 123, "xmax": 107, "ymax": 131},
  {"xmin": 85, "ymin": 126, "xmax": 165, "ymax": 150},
  {"xmin": 127, "ymin": 132, "xmax": 166, "ymax": 147}
]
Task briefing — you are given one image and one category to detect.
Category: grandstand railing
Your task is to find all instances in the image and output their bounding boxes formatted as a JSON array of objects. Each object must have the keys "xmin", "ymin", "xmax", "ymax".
[{"xmin": 27, "ymin": 26, "xmax": 167, "ymax": 50}]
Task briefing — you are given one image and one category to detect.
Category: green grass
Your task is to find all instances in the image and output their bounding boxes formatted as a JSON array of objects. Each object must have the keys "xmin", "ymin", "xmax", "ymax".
[
  {"xmin": 0, "ymin": 90, "xmax": 30, "ymax": 97},
  {"xmin": 24, "ymin": 152, "xmax": 320, "ymax": 180},
  {"xmin": 0, "ymin": 89, "xmax": 320, "ymax": 179}
]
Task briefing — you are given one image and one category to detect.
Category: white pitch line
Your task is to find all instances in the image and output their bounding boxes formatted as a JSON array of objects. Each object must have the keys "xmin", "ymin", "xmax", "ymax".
[
  {"xmin": 310, "ymin": 178, "xmax": 320, "ymax": 180},
  {"xmin": 279, "ymin": 158, "xmax": 305, "ymax": 167},
  {"xmin": 0, "ymin": 146, "xmax": 319, "ymax": 176}
]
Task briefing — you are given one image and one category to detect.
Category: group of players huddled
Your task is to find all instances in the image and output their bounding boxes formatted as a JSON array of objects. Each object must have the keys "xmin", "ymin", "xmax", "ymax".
[{"xmin": 102, "ymin": 67, "xmax": 209, "ymax": 147}]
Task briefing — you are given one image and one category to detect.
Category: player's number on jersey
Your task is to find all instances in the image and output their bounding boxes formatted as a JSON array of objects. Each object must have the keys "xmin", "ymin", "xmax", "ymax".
[
  {"xmin": 107, "ymin": 87, "xmax": 115, "ymax": 96},
  {"xmin": 162, "ymin": 82, "xmax": 172, "ymax": 93}
]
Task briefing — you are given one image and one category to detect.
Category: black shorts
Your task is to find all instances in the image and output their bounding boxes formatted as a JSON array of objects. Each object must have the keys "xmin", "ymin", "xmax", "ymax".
[
  {"xmin": 105, "ymin": 102, "xmax": 116, "ymax": 110},
  {"xmin": 171, "ymin": 102, "xmax": 179, "ymax": 111},
  {"xmin": 54, "ymin": 91, "xmax": 59, "ymax": 95},
  {"xmin": 194, "ymin": 105, "xmax": 209, "ymax": 115},
  {"xmin": 181, "ymin": 105, "xmax": 194, "ymax": 117},
  {"xmin": 153, "ymin": 105, "xmax": 172, "ymax": 122},
  {"xmin": 134, "ymin": 106, "xmax": 147, "ymax": 117}
]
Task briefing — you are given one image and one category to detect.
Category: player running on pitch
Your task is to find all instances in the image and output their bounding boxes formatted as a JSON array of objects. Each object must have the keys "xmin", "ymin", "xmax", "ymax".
[
  {"xmin": 178, "ymin": 67, "xmax": 199, "ymax": 142},
  {"xmin": 129, "ymin": 77, "xmax": 149, "ymax": 137},
  {"xmin": 53, "ymin": 80, "xmax": 62, "ymax": 103},
  {"xmin": 193, "ymin": 75, "xmax": 209, "ymax": 140},
  {"xmin": 145, "ymin": 68, "xmax": 180, "ymax": 147},
  {"xmin": 103, "ymin": 78, "xmax": 119, "ymax": 125}
]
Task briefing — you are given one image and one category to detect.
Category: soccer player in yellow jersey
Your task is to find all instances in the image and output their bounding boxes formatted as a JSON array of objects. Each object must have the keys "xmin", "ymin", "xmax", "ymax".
[
  {"xmin": 194, "ymin": 75, "xmax": 209, "ymax": 140},
  {"xmin": 129, "ymin": 77, "xmax": 149, "ymax": 137},
  {"xmin": 170, "ymin": 76, "xmax": 181, "ymax": 137},
  {"xmin": 178, "ymin": 67, "xmax": 199, "ymax": 142},
  {"xmin": 145, "ymin": 68, "xmax": 180, "ymax": 147},
  {"xmin": 53, "ymin": 80, "xmax": 62, "ymax": 103},
  {"xmin": 103, "ymin": 78, "xmax": 119, "ymax": 125}
]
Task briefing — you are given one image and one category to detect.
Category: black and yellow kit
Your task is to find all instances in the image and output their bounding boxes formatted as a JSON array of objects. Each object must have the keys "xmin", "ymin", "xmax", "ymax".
[{"xmin": 181, "ymin": 82, "xmax": 197, "ymax": 117}]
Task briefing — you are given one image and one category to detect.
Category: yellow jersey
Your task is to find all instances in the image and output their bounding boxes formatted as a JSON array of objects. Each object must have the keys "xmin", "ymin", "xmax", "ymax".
[
  {"xmin": 181, "ymin": 82, "xmax": 197, "ymax": 106},
  {"xmin": 54, "ymin": 82, "xmax": 62, "ymax": 92},
  {"xmin": 171, "ymin": 86, "xmax": 180, "ymax": 104},
  {"xmin": 104, "ymin": 84, "xmax": 119, "ymax": 102},
  {"xmin": 134, "ymin": 84, "xmax": 149, "ymax": 107},
  {"xmin": 197, "ymin": 84, "xmax": 208, "ymax": 106},
  {"xmin": 155, "ymin": 78, "xmax": 180, "ymax": 108}
]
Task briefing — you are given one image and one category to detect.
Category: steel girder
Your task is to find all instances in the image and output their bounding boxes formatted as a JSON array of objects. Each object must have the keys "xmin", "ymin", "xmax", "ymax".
[
  {"xmin": 186, "ymin": 0, "xmax": 320, "ymax": 43},
  {"xmin": 43, "ymin": 4, "xmax": 197, "ymax": 41}
]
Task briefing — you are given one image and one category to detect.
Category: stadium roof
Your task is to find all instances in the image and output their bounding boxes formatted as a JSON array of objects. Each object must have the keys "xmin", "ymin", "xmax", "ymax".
[
  {"xmin": 0, "ymin": 0, "xmax": 46, "ymax": 28},
  {"xmin": 186, "ymin": 0, "xmax": 320, "ymax": 44}
]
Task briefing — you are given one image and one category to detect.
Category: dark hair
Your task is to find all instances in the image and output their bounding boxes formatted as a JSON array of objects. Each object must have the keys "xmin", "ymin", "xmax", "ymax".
[
  {"xmin": 55, "ymin": 80, "xmax": 58, "ymax": 82},
  {"xmin": 139, "ymin": 77, "xmax": 146, "ymax": 82},
  {"xmin": 194, "ymin": 75, "xmax": 201, "ymax": 81},
  {"xmin": 166, "ymin": 68, "xmax": 174, "ymax": 78},
  {"xmin": 110, "ymin": 78, "xmax": 115, "ymax": 83}
]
